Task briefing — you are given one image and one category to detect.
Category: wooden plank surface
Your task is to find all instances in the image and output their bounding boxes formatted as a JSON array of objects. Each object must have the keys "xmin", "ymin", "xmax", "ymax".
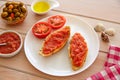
[
  {"xmin": 19, "ymin": 0, "xmax": 120, "ymax": 24},
  {"xmin": 56, "ymin": 0, "xmax": 120, "ymax": 23},
  {"xmin": 0, "ymin": 0, "xmax": 120, "ymax": 80},
  {"xmin": 0, "ymin": 67, "xmax": 49, "ymax": 80}
]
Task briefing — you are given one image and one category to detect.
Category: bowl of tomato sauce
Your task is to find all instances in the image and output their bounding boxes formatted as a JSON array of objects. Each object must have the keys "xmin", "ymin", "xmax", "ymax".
[{"xmin": 0, "ymin": 30, "xmax": 23, "ymax": 57}]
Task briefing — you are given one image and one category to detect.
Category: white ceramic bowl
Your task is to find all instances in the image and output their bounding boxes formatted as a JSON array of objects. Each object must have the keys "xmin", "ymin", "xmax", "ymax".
[
  {"xmin": 0, "ymin": 30, "xmax": 23, "ymax": 57},
  {"xmin": 31, "ymin": 0, "xmax": 59, "ymax": 15}
]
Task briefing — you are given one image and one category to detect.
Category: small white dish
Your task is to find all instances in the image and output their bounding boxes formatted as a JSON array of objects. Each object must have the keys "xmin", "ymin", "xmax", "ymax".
[
  {"xmin": 31, "ymin": 0, "xmax": 59, "ymax": 15},
  {"xmin": 0, "ymin": 30, "xmax": 23, "ymax": 57}
]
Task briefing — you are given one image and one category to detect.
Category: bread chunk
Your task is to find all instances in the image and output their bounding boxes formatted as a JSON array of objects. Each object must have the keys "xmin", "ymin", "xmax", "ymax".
[
  {"xmin": 40, "ymin": 26, "xmax": 70, "ymax": 56},
  {"xmin": 69, "ymin": 33, "xmax": 88, "ymax": 70}
]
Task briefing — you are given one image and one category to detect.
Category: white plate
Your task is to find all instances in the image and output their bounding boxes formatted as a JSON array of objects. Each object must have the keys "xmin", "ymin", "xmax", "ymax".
[{"xmin": 24, "ymin": 15, "xmax": 99, "ymax": 76}]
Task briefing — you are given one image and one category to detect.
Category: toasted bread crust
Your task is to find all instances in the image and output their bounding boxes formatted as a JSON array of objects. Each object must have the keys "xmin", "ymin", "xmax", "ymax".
[{"xmin": 39, "ymin": 26, "xmax": 70, "ymax": 56}]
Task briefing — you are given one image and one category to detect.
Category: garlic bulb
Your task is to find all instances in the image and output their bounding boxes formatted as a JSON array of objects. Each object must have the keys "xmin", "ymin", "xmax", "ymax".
[
  {"xmin": 94, "ymin": 23, "xmax": 105, "ymax": 32},
  {"xmin": 105, "ymin": 28, "xmax": 115, "ymax": 36},
  {"xmin": 101, "ymin": 32, "xmax": 109, "ymax": 42}
]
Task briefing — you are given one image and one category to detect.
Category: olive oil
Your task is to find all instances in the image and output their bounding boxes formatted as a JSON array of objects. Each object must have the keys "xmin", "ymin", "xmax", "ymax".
[{"xmin": 33, "ymin": 1, "xmax": 50, "ymax": 13}]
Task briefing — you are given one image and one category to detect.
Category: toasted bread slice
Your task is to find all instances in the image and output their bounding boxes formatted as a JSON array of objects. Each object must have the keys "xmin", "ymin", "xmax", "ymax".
[
  {"xmin": 40, "ymin": 26, "xmax": 70, "ymax": 56},
  {"xmin": 69, "ymin": 33, "xmax": 88, "ymax": 70}
]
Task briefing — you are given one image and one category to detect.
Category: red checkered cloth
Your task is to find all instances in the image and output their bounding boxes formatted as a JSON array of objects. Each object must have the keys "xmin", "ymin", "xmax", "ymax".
[
  {"xmin": 86, "ymin": 45, "xmax": 120, "ymax": 80},
  {"xmin": 105, "ymin": 45, "xmax": 120, "ymax": 67},
  {"xmin": 86, "ymin": 64, "xmax": 120, "ymax": 80}
]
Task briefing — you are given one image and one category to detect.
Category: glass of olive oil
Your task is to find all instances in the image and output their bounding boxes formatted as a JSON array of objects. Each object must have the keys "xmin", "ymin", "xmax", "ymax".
[{"xmin": 31, "ymin": 0, "xmax": 59, "ymax": 15}]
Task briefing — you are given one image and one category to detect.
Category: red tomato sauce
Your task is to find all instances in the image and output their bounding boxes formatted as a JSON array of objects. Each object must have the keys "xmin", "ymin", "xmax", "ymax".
[
  {"xmin": 0, "ymin": 32, "xmax": 21, "ymax": 54},
  {"xmin": 70, "ymin": 33, "xmax": 88, "ymax": 67},
  {"xmin": 43, "ymin": 27, "xmax": 70, "ymax": 54}
]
